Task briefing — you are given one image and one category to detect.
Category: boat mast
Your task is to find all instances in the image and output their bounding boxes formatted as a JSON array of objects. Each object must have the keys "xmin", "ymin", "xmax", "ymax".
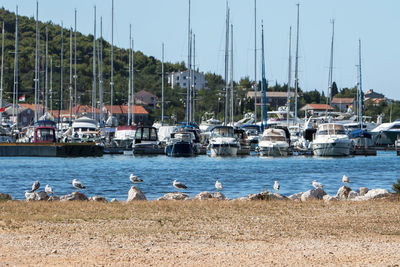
[
  {"xmin": 230, "ymin": 24, "xmax": 234, "ymax": 126},
  {"xmin": 294, "ymin": 3, "xmax": 300, "ymax": 125},
  {"xmin": 58, "ymin": 22, "xmax": 63, "ymax": 126},
  {"xmin": 34, "ymin": 1, "xmax": 38, "ymax": 122},
  {"xmin": 186, "ymin": 0, "xmax": 191, "ymax": 124},
  {"xmin": 98, "ymin": 17, "xmax": 103, "ymax": 125},
  {"xmin": 92, "ymin": 6, "xmax": 96, "ymax": 119},
  {"xmin": 74, "ymin": 9, "xmax": 77, "ymax": 119},
  {"xmin": 45, "ymin": 27, "xmax": 48, "ymax": 115},
  {"xmin": 326, "ymin": 19, "xmax": 334, "ymax": 116},
  {"xmin": 188, "ymin": 30, "xmax": 192, "ymax": 123},
  {"xmin": 69, "ymin": 28, "xmax": 73, "ymax": 123},
  {"xmin": 161, "ymin": 42, "xmax": 165, "ymax": 126},
  {"xmin": 224, "ymin": 3, "xmax": 230, "ymax": 126},
  {"xmin": 0, "ymin": 22, "xmax": 4, "ymax": 124},
  {"xmin": 286, "ymin": 26, "xmax": 292, "ymax": 126},
  {"xmin": 358, "ymin": 39, "xmax": 363, "ymax": 129},
  {"xmin": 254, "ymin": 0, "xmax": 257, "ymax": 124},
  {"xmin": 131, "ymin": 39, "xmax": 135, "ymax": 124},
  {"xmin": 50, "ymin": 56, "xmax": 52, "ymax": 113},
  {"xmin": 192, "ymin": 34, "xmax": 196, "ymax": 122},
  {"xmin": 128, "ymin": 24, "xmax": 132, "ymax": 126},
  {"xmin": 261, "ymin": 23, "xmax": 267, "ymax": 131},
  {"xmin": 12, "ymin": 6, "xmax": 19, "ymax": 128},
  {"xmin": 110, "ymin": 0, "xmax": 114, "ymax": 120}
]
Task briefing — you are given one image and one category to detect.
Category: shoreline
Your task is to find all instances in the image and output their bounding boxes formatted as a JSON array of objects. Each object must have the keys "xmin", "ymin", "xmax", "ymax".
[{"xmin": 1, "ymin": 200, "xmax": 400, "ymax": 265}]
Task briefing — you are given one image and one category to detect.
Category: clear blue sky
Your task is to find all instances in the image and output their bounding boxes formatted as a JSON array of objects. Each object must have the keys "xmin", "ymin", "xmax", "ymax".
[{"xmin": 1, "ymin": 0, "xmax": 400, "ymax": 99}]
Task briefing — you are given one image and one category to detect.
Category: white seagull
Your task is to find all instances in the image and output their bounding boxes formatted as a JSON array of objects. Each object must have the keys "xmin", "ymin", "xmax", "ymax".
[
  {"xmin": 312, "ymin": 180, "xmax": 323, "ymax": 189},
  {"xmin": 274, "ymin": 181, "xmax": 280, "ymax": 192},
  {"xmin": 215, "ymin": 180, "xmax": 223, "ymax": 191},
  {"xmin": 173, "ymin": 180, "xmax": 187, "ymax": 190},
  {"xmin": 342, "ymin": 175, "xmax": 349, "ymax": 183},
  {"xmin": 45, "ymin": 184, "xmax": 53, "ymax": 195},
  {"xmin": 72, "ymin": 179, "xmax": 86, "ymax": 190},
  {"xmin": 24, "ymin": 190, "xmax": 35, "ymax": 200},
  {"xmin": 129, "ymin": 174, "xmax": 143, "ymax": 184},
  {"xmin": 31, "ymin": 181, "xmax": 40, "ymax": 192}
]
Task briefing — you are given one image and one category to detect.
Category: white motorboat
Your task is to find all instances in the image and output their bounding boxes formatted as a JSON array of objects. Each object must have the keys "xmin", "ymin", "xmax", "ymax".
[
  {"xmin": 312, "ymin": 123, "xmax": 351, "ymax": 156},
  {"xmin": 208, "ymin": 126, "xmax": 239, "ymax": 156},
  {"xmin": 370, "ymin": 120, "xmax": 400, "ymax": 145},
  {"xmin": 257, "ymin": 128, "xmax": 289, "ymax": 156}
]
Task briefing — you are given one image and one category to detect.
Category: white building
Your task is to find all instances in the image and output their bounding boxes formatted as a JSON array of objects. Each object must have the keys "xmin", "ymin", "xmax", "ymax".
[{"xmin": 168, "ymin": 70, "xmax": 209, "ymax": 90}]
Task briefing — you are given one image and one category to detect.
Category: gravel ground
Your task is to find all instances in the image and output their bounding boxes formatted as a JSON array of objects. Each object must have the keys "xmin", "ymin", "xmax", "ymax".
[{"xmin": 0, "ymin": 200, "xmax": 399, "ymax": 266}]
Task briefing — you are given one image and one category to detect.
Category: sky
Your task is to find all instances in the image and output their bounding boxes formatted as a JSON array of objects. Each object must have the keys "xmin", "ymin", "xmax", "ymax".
[{"xmin": 1, "ymin": 0, "xmax": 399, "ymax": 99}]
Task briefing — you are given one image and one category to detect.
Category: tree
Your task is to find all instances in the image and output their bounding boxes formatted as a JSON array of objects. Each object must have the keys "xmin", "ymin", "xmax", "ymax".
[{"xmin": 331, "ymin": 81, "xmax": 338, "ymax": 98}]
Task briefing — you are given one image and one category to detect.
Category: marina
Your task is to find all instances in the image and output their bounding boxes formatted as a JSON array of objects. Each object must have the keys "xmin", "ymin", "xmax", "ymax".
[{"xmin": 1, "ymin": 151, "xmax": 398, "ymax": 201}]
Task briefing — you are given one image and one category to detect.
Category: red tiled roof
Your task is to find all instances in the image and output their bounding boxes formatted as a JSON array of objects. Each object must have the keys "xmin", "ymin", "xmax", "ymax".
[
  {"xmin": 305, "ymin": 104, "xmax": 334, "ymax": 110},
  {"xmin": 331, "ymin": 98, "xmax": 354, "ymax": 104},
  {"xmin": 103, "ymin": 105, "xmax": 148, "ymax": 115}
]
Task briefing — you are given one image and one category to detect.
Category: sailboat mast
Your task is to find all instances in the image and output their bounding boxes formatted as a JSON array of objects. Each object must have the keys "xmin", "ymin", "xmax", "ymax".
[
  {"xmin": 294, "ymin": 3, "xmax": 300, "ymax": 124},
  {"xmin": 69, "ymin": 28, "xmax": 73, "ymax": 123},
  {"xmin": 161, "ymin": 42, "xmax": 165, "ymax": 125},
  {"xmin": 224, "ymin": 3, "xmax": 230, "ymax": 126},
  {"xmin": 34, "ymin": 1, "xmax": 38, "ymax": 122},
  {"xmin": 254, "ymin": 0, "xmax": 257, "ymax": 124},
  {"xmin": 131, "ymin": 39, "xmax": 135, "ymax": 124},
  {"xmin": 50, "ymin": 56, "xmax": 52, "ymax": 113},
  {"xmin": 98, "ymin": 17, "xmax": 103, "ymax": 124},
  {"xmin": 0, "ymin": 22, "xmax": 4, "ymax": 124},
  {"xmin": 110, "ymin": 0, "xmax": 114, "ymax": 119},
  {"xmin": 192, "ymin": 34, "xmax": 195, "ymax": 122},
  {"xmin": 230, "ymin": 24, "xmax": 234, "ymax": 126},
  {"xmin": 188, "ymin": 31, "xmax": 192, "ymax": 123},
  {"xmin": 58, "ymin": 22, "xmax": 63, "ymax": 125},
  {"xmin": 45, "ymin": 27, "xmax": 48, "ymax": 115},
  {"xmin": 128, "ymin": 24, "xmax": 132, "ymax": 125},
  {"xmin": 261, "ymin": 23, "xmax": 267, "ymax": 131},
  {"xmin": 186, "ymin": 0, "xmax": 191, "ymax": 124},
  {"xmin": 92, "ymin": 6, "xmax": 97, "ymax": 119},
  {"xmin": 74, "ymin": 9, "xmax": 77, "ymax": 119},
  {"xmin": 326, "ymin": 19, "xmax": 334, "ymax": 114},
  {"xmin": 358, "ymin": 39, "xmax": 363, "ymax": 129},
  {"xmin": 286, "ymin": 26, "xmax": 292, "ymax": 126},
  {"xmin": 12, "ymin": 6, "xmax": 19, "ymax": 128}
]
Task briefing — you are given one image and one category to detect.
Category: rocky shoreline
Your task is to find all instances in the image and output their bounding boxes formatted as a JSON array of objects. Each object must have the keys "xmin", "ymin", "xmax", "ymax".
[{"xmin": 0, "ymin": 184, "xmax": 393, "ymax": 203}]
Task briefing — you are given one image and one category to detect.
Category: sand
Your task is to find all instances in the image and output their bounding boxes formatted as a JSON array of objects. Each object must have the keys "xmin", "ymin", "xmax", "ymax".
[{"xmin": 0, "ymin": 199, "xmax": 400, "ymax": 266}]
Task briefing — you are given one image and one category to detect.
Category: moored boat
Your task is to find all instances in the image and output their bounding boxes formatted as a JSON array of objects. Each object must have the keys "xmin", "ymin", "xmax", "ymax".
[{"xmin": 311, "ymin": 123, "xmax": 351, "ymax": 156}]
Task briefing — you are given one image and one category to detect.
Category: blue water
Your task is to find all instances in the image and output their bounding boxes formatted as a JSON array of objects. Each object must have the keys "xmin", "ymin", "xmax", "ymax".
[{"xmin": 0, "ymin": 151, "xmax": 398, "ymax": 201}]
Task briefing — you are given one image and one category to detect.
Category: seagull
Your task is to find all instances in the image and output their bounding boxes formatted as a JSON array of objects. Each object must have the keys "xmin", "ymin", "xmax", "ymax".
[
  {"xmin": 31, "ymin": 181, "xmax": 40, "ymax": 192},
  {"xmin": 273, "ymin": 181, "xmax": 280, "ymax": 192},
  {"xmin": 173, "ymin": 180, "xmax": 187, "ymax": 190},
  {"xmin": 24, "ymin": 190, "xmax": 35, "ymax": 200},
  {"xmin": 72, "ymin": 179, "xmax": 86, "ymax": 190},
  {"xmin": 342, "ymin": 174, "xmax": 349, "ymax": 183},
  {"xmin": 312, "ymin": 180, "xmax": 323, "ymax": 189},
  {"xmin": 45, "ymin": 184, "xmax": 53, "ymax": 195},
  {"xmin": 215, "ymin": 180, "xmax": 223, "ymax": 191},
  {"xmin": 129, "ymin": 174, "xmax": 143, "ymax": 184}
]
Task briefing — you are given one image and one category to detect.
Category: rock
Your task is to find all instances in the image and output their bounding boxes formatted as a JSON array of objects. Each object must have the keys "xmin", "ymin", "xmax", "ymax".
[
  {"xmin": 211, "ymin": 192, "xmax": 227, "ymax": 200},
  {"xmin": 359, "ymin": 187, "xmax": 369, "ymax": 196},
  {"xmin": 288, "ymin": 192, "xmax": 303, "ymax": 201},
  {"xmin": 127, "ymin": 186, "xmax": 146, "ymax": 201},
  {"xmin": 348, "ymin": 191, "xmax": 359, "ymax": 199},
  {"xmin": 60, "ymin": 191, "xmax": 89, "ymax": 201},
  {"xmin": 193, "ymin": 191, "xmax": 213, "ymax": 200},
  {"xmin": 90, "ymin": 196, "xmax": 107, "ymax": 202},
  {"xmin": 336, "ymin": 186, "xmax": 352, "ymax": 200},
  {"xmin": 193, "ymin": 191, "xmax": 227, "ymax": 200},
  {"xmin": 269, "ymin": 193, "xmax": 289, "ymax": 200},
  {"xmin": 48, "ymin": 196, "xmax": 60, "ymax": 201},
  {"xmin": 234, "ymin": 197, "xmax": 250, "ymax": 201},
  {"xmin": 157, "ymin": 192, "xmax": 190, "ymax": 201},
  {"xmin": 248, "ymin": 190, "xmax": 270, "ymax": 200},
  {"xmin": 323, "ymin": 194, "xmax": 338, "ymax": 202},
  {"xmin": 110, "ymin": 198, "xmax": 118, "ymax": 203},
  {"xmin": 0, "ymin": 193, "xmax": 12, "ymax": 201},
  {"xmin": 301, "ymin": 188, "xmax": 327, "ymax": 202},
  {"xmin": 363, "ymin": 188, "xmax": 390, "ymax": 199}
]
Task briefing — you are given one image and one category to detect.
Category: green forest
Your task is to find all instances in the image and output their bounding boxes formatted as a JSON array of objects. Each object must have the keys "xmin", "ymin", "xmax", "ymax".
[{"xmin": 0, "ymin": 8, "xmax": 399, "ymax": 124}]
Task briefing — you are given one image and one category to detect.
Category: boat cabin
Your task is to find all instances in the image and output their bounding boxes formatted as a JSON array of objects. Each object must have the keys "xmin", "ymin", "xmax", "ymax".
[
  {"xmin": 33, "ymin": 120, "xmax": 57, "ymax": 143},
  {"xmin": 134, "ymin": 126, "xmax": 158, "ymax": 144},
  {"xmin": 317, "ymin": 123, "xmax": 346, "ymax": 135},
  {"xmin": 210, "ymin": 126, "xmax": 235, "ymax": 138}
]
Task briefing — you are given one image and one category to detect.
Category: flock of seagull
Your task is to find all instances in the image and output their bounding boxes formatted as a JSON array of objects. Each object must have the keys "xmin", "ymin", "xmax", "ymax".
[{"xmin": 24, "ymin": 174, "xmax": 350, "ymax": 199}]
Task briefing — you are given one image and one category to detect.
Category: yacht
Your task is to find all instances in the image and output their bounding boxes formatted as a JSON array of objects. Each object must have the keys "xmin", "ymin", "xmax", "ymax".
[
  {"xmin": 370, "ymin": 120, "xmax": 400, "ymax": 145},
  {"xmin": 132, "ymin": 126, "xmax": 164, "ymax": 155},
  {"xmin": 165, "ymin": 131, "xmax": 195, "ymax": 157},
  {"xmin": 311, "ymin": 123, "xmax": 351, "ymax": 156},
  {"xmin": 207, "ymin": 126, "xmax": 239, "ymax": 156},
  {"xmin": 240, "ymin": 124, "xmax": 260, "ymax": 150},
  {"xmin": 257, "ymin": 128, "xmax": 289, "ymax": 157},
  {"xmin": 199, "ymin": 115, "xmax": 221, "ymax": 133},
  {"xmin": 63, "ymin": 116, "xmax": 101, "ymax": 143}
]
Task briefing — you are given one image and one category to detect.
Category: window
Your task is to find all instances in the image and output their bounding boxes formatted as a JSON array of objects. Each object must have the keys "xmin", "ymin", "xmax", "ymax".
[
  {"xmin": 183, "ymin": 76, "xmax": 187, "ymax": 80},
  {"xmin": 183, "ymin": 83, "xmax": 186, "ymax": 87},
  {"xmin": 176, "ymin": 76, "xmax": 180, "ymax": 80}
]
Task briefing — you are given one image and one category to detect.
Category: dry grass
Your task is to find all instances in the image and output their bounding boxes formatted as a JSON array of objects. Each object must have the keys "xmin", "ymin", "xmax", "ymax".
[{"xmin": 1, "ymin": 200, "xmax": 400, "ymax": 266}]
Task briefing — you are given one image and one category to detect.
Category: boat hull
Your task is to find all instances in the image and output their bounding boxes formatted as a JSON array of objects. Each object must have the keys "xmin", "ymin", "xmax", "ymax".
[
  {"xmin": 209, "ymin": 144, "xmax": 238, "ymax": 157},
  {"xmin": 258, "ymin": 146, "xmax": 289, "ymax": 157},
  {"xmin": 133, "ymin": 144, "xmax": 165, "ymax": 155},
  {"xmin": 312, "ymin": 142, "xmax": 350, "ymax": 156},
  {"xmin": 0, "ymin": 142, "xmax": 104, "ymax": 157},
  {"xmin": 165, "ymin": 142, "xmax": 194, "ymax": 157}
]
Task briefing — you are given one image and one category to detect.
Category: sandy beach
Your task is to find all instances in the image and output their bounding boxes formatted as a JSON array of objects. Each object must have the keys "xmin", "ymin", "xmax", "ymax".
[{"xmin": 1, "ymin": 199, "xmax": 400, "ymax": 266}]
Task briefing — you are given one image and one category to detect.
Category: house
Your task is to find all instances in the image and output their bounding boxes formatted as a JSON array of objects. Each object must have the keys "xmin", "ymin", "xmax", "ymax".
[
  {"xmin": 4, "ymin": 103, "xmax": 36, "ymax": 127},
  {"xmin": 134, "ymin": 90, "xmax": 158, "ymax": 109},
  {"xmin": 300, "ymin": 104, "xmax": 334, "ymax": 116},
  {"xmin": 103, "ymin": 104, "xmax": 149, "ymax": 125},
  {"xmin": 331, "ymin": 98, "xmax": 356, "ymax": 112},
  {"xmin": 364, "ymin": 89, "xmax": 384, "ymax": 100},
  {"xmin": 246, "ymin": 91, "xmax": 297, "ymax": 108},
  {"xmin": 168, "ymin": 70, "xmax": 209, "ymax": 90}
]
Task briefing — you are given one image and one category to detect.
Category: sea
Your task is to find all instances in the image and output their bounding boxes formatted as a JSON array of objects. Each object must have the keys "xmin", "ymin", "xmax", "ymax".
[{"xmin": 1, "ymin": 151, "xmax": 398, "ymax": 201}]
